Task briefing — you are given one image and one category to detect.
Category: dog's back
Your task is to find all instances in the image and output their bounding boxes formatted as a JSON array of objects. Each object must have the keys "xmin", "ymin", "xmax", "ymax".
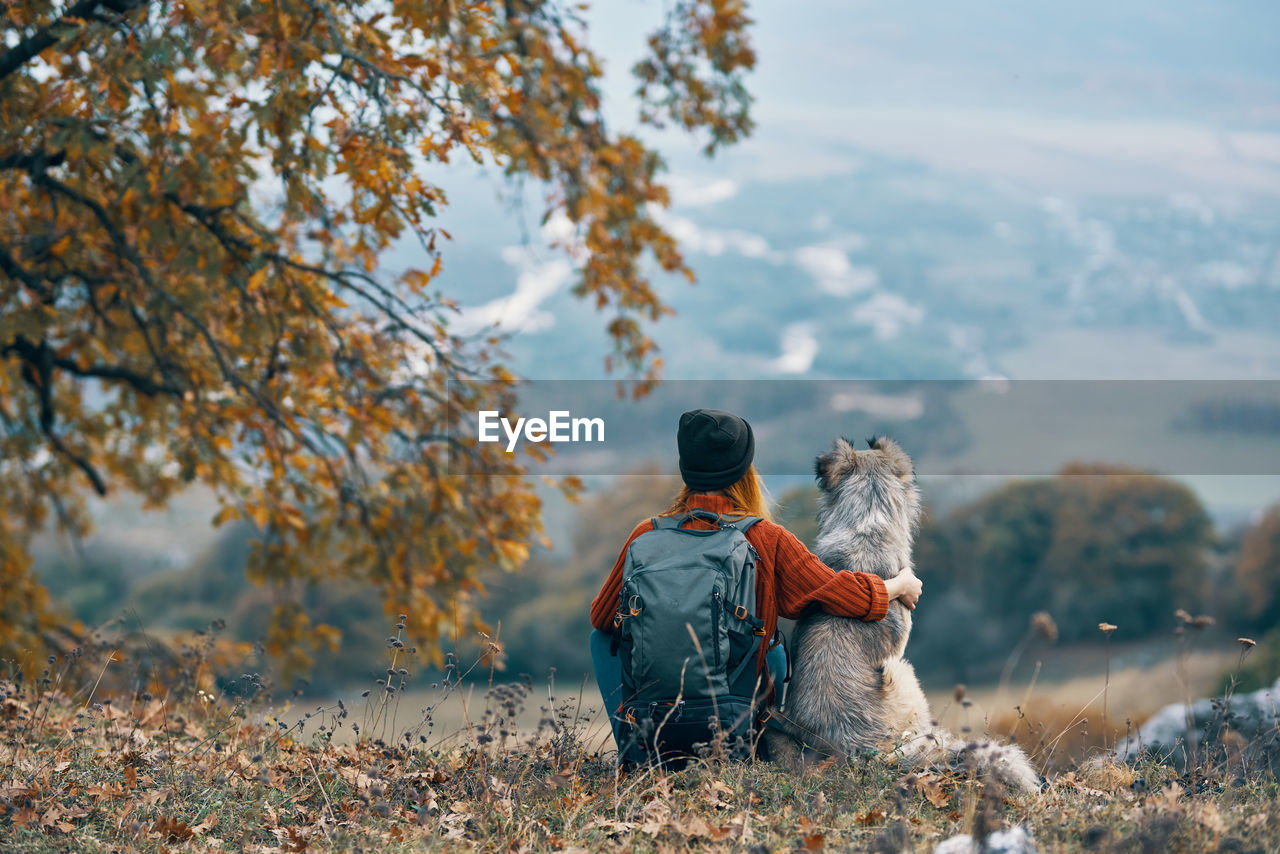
[{"xmin": 784, "ymin": 436, "xmax": 920, "ymax": 751}]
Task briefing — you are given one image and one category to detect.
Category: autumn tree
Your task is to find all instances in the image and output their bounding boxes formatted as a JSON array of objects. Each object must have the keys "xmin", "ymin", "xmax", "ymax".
[
  {"xmin": 1236, "ymin": 502, "xmax": 1280, "ymax": 631},
  {"xmin": 1044, "ymin": 463, "xmax": 1213, "ymax": 639},
  {"xmin": 878, "ymin": 464, "xmax": 1214, "ymax": 681},
  {"xmin": 0, "ymin": 0, "xmax": 754, "ymax": 671},
  {"xmin": 920, "ymin": 464, "xmax": 1213, "ymax": 648}
]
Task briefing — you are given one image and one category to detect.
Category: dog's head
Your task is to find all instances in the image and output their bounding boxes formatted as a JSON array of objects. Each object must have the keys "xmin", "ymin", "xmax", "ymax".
[
  {"xmin": 815, "ymin": 435, "xmax": 914, "ymax": 489},
  {"xmin": 813, "ymin": 435, "xmax": 920, "ymax": 529}
]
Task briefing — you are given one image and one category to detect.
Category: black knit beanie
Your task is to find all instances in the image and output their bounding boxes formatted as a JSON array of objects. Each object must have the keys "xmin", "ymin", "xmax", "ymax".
[{"xmin": 677, "ymin": 409, "xmax": 755, "ymax": 491}]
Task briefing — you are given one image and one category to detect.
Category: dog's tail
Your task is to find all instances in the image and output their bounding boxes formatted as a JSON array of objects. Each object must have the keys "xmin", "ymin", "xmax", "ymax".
[{"xmin": 896, "ymin": 728, "xmax": 1042, "ymax": 794}]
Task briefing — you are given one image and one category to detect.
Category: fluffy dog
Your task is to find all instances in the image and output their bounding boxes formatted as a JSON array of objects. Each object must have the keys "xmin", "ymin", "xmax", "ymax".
[{"xmin": 764, "ymin": 436, "xmax": 1040, "ymax": 794}]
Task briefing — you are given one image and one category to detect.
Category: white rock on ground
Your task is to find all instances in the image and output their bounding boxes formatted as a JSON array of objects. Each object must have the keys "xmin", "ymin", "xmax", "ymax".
[
  {"xmin": 1112, "ymin": 676, "xmax": 1280, "ymax": 771},
  {"xmin": 934, "ymin": 825, "xmax": 1038, "ymax": 854}
]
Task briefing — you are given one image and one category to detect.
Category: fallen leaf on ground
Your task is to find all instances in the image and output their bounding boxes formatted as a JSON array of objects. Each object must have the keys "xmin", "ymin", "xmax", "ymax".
[
  {"xmin": 193, "ymin": 812, "xmax": 219, "ymax": 834},
  {"xmin": 802, "ymin": 831, "xmax": 826, "ymax": 850},
  {"xmin": 150, "ymin": 816, "xmax": 194, "ymax": 842},
  {"xmin": 639, "ymin": 798, "xmax": 671, "ymax": 835},
  {"xmin": 584, "ymin": 817, "xmax": 637, "ymax": 836},
  {"xmin": 914, "ymin": 773, "xmax": 952, "ymax": 809},
  {"xmin": 677, "ymin": 813, "xmax": 716, "ymax": 838}
]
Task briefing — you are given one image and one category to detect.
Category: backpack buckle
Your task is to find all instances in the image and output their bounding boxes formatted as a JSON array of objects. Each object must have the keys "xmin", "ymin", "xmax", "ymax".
[
  {"xmin": 734, "ymin": 605, "xmax": 749, "ymax": 621},
  {"xmin": 628, "ymin": 594, "xmax": 643, "ymax": 616}
]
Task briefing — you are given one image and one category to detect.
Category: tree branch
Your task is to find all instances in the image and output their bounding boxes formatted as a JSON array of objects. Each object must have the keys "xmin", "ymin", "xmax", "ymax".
[
  {"xmin": 0, "ymin": 0, "xmax": 147, "ymax": 83},
  {"xmin": 2, "ymin": 335, "xmax": 182, "ymax": 399},
  {"xmin": 8, "ymin": 336, "xmax": 108, "ymax": 495},
  {"xmin": 0, "ymin": 243, "xmax": 54, "ymax": 300},
  {"xmin": 0, "ymin": 151, "xmax": 67, "ymax": 172}
]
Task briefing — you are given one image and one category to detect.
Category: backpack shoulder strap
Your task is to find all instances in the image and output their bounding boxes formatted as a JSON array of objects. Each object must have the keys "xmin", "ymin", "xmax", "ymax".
[{"xmin": 725, "ymin": 515, "xmax": 762, "ymax": 533}]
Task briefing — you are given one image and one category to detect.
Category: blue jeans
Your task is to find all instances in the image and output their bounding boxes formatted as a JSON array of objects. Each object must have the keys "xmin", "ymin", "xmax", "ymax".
[{"xmin": 589, "ymin": 628, "xmax": 787, "ymax": 750}]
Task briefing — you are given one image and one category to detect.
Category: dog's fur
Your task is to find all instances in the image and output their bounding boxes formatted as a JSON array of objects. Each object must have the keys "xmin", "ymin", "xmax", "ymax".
[{"xmin": 763, "ymin": 436, "xmax": 1040, "ymax": 794}]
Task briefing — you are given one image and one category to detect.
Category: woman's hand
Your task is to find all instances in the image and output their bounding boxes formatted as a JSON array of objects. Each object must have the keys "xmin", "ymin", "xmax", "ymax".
[{"xmin": 885, "ymin": 569, "xmax": 922, "ymax": 610}]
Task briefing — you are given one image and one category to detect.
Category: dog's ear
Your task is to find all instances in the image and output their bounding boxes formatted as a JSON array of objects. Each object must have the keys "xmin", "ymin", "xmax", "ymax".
[
  {"xmin": 872, "ymin": 435, "xmax": 914, "ymax": 480},
  {"xmin": 815, "ymin": 436, "xmax": 855, "ymax": 491}
]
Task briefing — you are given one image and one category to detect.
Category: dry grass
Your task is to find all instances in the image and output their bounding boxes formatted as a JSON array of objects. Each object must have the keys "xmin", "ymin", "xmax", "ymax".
[
  {"xmin": 3, "ymin": 622, "xmax": 1278, "ymax": 852},
  {"xmin": 924, "ymin": 650, "xmax": 1240, "ymax": 772}
]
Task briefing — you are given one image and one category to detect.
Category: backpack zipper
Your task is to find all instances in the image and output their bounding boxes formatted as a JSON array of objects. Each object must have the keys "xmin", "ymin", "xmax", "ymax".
[{"xmin": 711, "ymin": 591, "xmax": 722, "ymax": 669}]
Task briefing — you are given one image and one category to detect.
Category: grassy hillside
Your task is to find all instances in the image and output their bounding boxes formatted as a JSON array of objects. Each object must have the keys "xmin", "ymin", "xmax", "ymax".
[{"xmin": 2, "ymin": 631, "xmax": 1277, "ymax": 853}]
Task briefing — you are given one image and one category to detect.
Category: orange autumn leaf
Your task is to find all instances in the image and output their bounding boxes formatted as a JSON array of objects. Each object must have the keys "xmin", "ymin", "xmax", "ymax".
[
  {"xmin": 802, "ymin": 832, "xmax": 827, "ymax": 851},
  {"xmin": 856, "ymin": 808, "xmax": 885, "ymax": 826}
]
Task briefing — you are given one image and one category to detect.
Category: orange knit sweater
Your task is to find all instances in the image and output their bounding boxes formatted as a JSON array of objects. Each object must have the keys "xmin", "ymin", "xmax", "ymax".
[{"xmin": 589, "ymin": 494, "xmax": 890, "ymax": 671}]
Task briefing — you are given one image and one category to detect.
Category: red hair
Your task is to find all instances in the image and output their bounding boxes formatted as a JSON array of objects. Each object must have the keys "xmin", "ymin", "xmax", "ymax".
[{"xmin": 661, "ymin": 464, "xmax": 773, "ymax": 522}]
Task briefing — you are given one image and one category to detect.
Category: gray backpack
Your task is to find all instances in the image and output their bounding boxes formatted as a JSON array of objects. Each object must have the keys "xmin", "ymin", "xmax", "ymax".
[{"xmin": 611, "ymin": 509, "xmax": 772, "ymax": 766}]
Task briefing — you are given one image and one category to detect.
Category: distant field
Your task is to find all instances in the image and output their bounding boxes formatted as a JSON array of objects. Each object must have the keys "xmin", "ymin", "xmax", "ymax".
[
  {"xmin": 272, "ymin": 642, "xmax": 1238, "ymax": 771},
  {"xmin": 270, "ymin": 676, "xmax": 617, "ymax": 754},
  {"xmin": 926, "ymin": 649, "xmax": 1238, "ymax": 768}
]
